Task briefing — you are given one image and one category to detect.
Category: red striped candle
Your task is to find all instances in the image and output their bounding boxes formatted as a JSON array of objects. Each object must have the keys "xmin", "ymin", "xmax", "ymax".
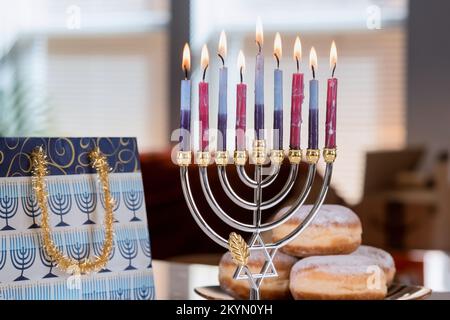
[
  {"xmin": 325, "ymin": 41, "xmax": 338, "ymax": 149},
  {"xmin": 290, "ymin": 37, "xmax": 304, "ymax": 150},
  {"xmin": 235, "ymin": 50, "xmax": 247, "ymax": 151},
  {"xmin": 290, "ymin": 73, "xmax": 304, "ymax": 149},
  {"xmin": 199, "ymin": 45, "xmax": 210, "ymax": 152},
  {"xmin": 236, "ymin": 83, "xmax": 247, "ymax": 151},
  {"xmin": 325, "ymin": 78, "xmax": 337, "ymax": 149},
  {"xmin": 199, "ymin": 81, "xmax": 209, "ymax": 151}
]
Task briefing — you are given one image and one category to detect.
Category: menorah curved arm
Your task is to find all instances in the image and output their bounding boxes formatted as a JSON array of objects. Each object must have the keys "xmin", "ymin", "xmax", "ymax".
[
  {"xmin": 261, "ymin": 165, "xmax": 281, "ymax": 187},
  {"xmin": 218, "ymin": 164, "xmax": 300, "ymax": 211},
  {"xmin": 256, "ymin": 164, "xmax": 315, "ymax": 231},
  {"xmin": 198, "ymin": 164, "xmax": 315, "ymax": 233},
  {"xmin": 180, "ymin": 167, "xmax": 229, "ymax": 249},
  {"xmin": 236, "ymin": 165, "xmax": 280, "ymax": 188},
  {"xmin": 200, "ymin": 167, "xmax": 258, "ymax": 232},
  {"xmin": 271, "ymin": 163, "xmax": 333, "ymax": 248},
  {"xmin": 217, "ymin": 167, "xmax": 257, "ymax": 210},
  {"xmin": 261, "ymin": 164, "xmax": 299, "ymax": 210}
]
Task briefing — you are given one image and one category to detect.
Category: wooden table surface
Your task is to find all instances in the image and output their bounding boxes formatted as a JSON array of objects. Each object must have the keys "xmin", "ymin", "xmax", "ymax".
[{"xmin": 152, "ymin": 260, "xmax": 450, "ymax": 300}]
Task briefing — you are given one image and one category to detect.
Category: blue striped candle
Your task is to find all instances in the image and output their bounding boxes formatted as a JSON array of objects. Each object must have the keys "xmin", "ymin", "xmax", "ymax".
[
  {"xmin": 308, "ymin": 47, "xmax": 319, "ymax": 150},
  {"xmin": 255, "ymin": 51, "xmax": 264, "ymax": 140},
  {"xmin": 217, "ymin": 31, "xmax": 228, "ymax": 151},
  {"xmin": 273, "ymin": 69, "xmax": 283, "ymax": 150},
  {"xmin": 217, "ymin": 66, "xmax": 228, "ymax": 151},
  {"xmin": 255, "ymin": 17, "xmax": 264, "ymax": 140},
  {"xmin": 179, "ymin": 80, "xmax": 191, "ymax": 151},
  {"xmin": 179, "ymin": 43, "xmax": 191, "ymax": 152},
  {"xmin": 308, "ymin": 79, "xmax": 318, "ymax": 149}
]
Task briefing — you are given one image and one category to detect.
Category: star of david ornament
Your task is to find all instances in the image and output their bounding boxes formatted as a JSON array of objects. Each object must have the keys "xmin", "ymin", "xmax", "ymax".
[{"xmin": 229, "ymin": 233, "xmax": 278, "ymax": 298}]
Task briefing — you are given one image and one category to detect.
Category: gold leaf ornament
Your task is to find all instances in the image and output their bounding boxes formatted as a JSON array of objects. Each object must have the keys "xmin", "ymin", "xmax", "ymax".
[{"xmin": 228, "ymin": 232, "xmax": 250, "ymax": 266}]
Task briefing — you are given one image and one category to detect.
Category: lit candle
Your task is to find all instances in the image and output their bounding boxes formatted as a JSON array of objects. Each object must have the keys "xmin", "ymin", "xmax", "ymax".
[
  {"xmin": 217, "ymin": 31, "xmax": 228, "ymax": 151},
  {"xmin": 255, "ymin": 17, "xmax": 264, "ymax": 140},
  {"xmin": 180, "ymin": 43, "xmax": 191, "ymax": 151},
  {"xmin": 273, "ymin": 32, "xmax": 283, "ymax": 150},
  {"xmin": 290, "ymin": 36, "xmax": 304, "ymax": 150},
  {"xmin": 325, "ymin": 41, "xmax": 338, "ymax": 149},
  {"xmin": 308, "ymin": 47, "xmax": 319, "ymax": 150},
  {"xmin": 236, "ymin": 50, "xmax": 247, "ymax": 151},
  {"xmin": 199, "ymin": 44, "xmax": 210, "ymax": 151}
]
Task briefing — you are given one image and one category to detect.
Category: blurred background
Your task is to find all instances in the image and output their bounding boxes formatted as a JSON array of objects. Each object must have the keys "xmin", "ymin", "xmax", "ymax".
[{"xmin": 1, "ymin": 0, "xmax": 449, "ymax": 290}]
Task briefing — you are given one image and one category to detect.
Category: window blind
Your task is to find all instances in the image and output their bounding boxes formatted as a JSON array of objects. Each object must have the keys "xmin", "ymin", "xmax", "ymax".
[{"xmin": 47, "ymin": 33, "xmax": 168, "ymax": 152}]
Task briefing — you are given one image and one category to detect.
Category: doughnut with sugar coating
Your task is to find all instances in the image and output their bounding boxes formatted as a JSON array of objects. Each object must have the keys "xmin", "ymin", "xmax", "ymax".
[
  {"xmin": 351, "ymin": 245, "xmax": 396, "ymax": 284},
  {"xmin": 271, "ymin": 205, "xmax": 362, "ymax": 257},
  {"xmin": 290, "ymin": 255, "xmax": 387, "ymax": 300}
]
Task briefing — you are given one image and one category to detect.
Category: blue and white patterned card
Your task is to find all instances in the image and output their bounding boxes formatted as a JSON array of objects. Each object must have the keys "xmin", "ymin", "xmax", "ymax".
[{"xmin": 0, "ymin": 138, "xmax": 154, "ymax": 300}]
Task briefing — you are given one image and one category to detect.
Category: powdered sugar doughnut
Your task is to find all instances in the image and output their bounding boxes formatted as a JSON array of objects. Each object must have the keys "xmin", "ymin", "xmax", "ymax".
[
  {"xmin": 290, "ymin": 255, "xmax": 387, "ymax": 300},
  {"xmin": 219, "ymin": 251, "xmax": 297, "ymax": 300},
  {"xmin": 351, "ymin": 245, "xmax": 396, "ymax": 284},
  {"xmin": 271, "ymin": 205, "xmax": 362, "ymax": 257}
]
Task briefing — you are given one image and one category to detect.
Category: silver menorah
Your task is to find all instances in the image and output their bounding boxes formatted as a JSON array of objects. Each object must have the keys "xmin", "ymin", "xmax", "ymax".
[{"xmin": 177, "ymin": 141, "xmax": 336, "ymax": 300}]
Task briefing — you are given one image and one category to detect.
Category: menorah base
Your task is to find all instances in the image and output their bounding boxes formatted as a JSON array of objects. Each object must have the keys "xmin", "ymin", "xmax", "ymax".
[{"xmin": 250, "ymin": 288, "xmax": 260, "ymax": 300}]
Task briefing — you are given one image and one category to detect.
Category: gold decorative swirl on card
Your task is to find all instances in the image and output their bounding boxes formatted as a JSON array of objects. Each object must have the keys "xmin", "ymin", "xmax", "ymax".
[
  {"xmin": 47, "ymin": 138, "xmax": 76, "ymax": 169},
  {"xmin": 1, "ymin": 138, "xmax": 140, "ymax": 176}
]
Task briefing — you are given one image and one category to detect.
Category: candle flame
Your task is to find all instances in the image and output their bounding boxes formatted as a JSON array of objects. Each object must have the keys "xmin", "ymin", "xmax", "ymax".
[
  {"xmin": 237, "ymin": 50, "xmax": 246, "ymax": 73},
  {"xmin": 293, "ymin": 36, "xmax": 302, "ymax": 62},
  {"xmin": 218, "ymin": 30, "xmax": 227, "ymax": 60},
  {"xmin": 273, "ymin": 32, "xmax": 282, "ymax": 60},
  {"xmin": 256, "ymin": 16, "xmax": 263, "ymax": 48},
  {"xmin": 201, "ymin": 44, "xmax": 209, "ymax": 71},
  {"xmin": 309, "ymin": 47, "xmax": 318, "ymax": 71},
  {"xmin": 330, "ymin": 41, "xmax": 337, "ymax": 69},
  {"xmin": 182, "ymin": 43, "xmax": 191, "ymax": 72}
]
